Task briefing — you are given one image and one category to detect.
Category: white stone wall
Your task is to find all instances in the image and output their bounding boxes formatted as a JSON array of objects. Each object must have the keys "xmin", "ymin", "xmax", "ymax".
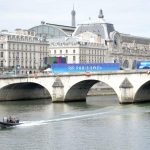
[
  {"xmin": 49, "ymin": 40, "xmax": 107, "ymax": 64},
  {"xmin": 0, "ymin": 30, "xmax": 49, "ymax": 74}
]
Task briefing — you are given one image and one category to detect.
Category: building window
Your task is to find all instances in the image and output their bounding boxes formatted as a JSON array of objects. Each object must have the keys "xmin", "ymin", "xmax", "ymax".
[
  {"xmin": 13, "ymin": 44, "xmax": 15, "ymax": 49},
  {"xmin": 0, "ymin": 52, "xmax": 3, "ymax": 57},
  {"xmin": 73, "ymin": 49, "xmax": 75, "ymax": 53},
  {"xmin": 17, "ymin": 44, "xmax": 19, "ymax": 50},
  {"xmin": 9, "ymin": 52, "xmax": 11, "ymax": 58},
  {"xmin": 73, "ymin": 56, "xmax": 76, "ymax": 61},
  {"xmin": 8, "ymin": 43, "xmax": 10, "ymax": 49},
  {"xmin": 60, "ymin": 50, "xmax": 62, "ymax": 54},
  {"xmin": 0, "ymin": 61, "xmax": 3, "ymax": 67},
  {"xmin": 1, "ymin": 44, "xmax": 3, "ymax": 49},
  {"xmin": 66, "ymin": 56, "xmax": 68, "ymax": 63},
  {"xmin": 66, "ymin": 50, "xmax": 68, "ymax": 53},
  {"xmin": 29, "ymin": 45, "xmax": 31, "ymax": 50},
  {"xmin": 54, "ymin": 50, "xmax": 56, "ymax": 54}
]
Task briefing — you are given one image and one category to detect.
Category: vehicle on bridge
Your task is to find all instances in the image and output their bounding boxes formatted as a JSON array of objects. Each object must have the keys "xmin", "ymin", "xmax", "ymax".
[{"xmin": 51, "ymin": 63, "xmax": 120, "ymax": 73}]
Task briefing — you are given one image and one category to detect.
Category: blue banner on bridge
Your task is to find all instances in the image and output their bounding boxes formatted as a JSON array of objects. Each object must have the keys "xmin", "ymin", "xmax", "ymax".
[
  {"xmin": 51, "ymin": 63, "xmax": 120, "ymax": 73},
  {"xmin": 136, "ymin": 61, "xmax": 150, "ymax": 69}
]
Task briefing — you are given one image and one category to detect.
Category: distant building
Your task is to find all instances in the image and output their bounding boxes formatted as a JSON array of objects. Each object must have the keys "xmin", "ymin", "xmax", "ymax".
[
  {"xmin": 48, "ymin": 33, "xmax": 107, "ymax": 64},
  {"xmin": 0, "ymin": 29, "xmax": 49, "ymax": 74},
  {"xmin": 29, "ymin": 22, "xmax": 75, "ymax": 39},
  {"xmin": 28, "ymin": 8, "xmax": 76, "ymax": 40},
  {"xmin": 48, "ymin": 9, "xmax": 115, "ymax": 64},
  {"xmin": 119, "ymin": 33, "xmax": 150, "ymax": 68},
  {"xmin": 49, "ymin": 9, "xmax": 150, "ymax": 69},
  {"xmin": 1, "ymin": 8, "xmax": 150, "ymax": 75},
  {"xmin": 0, "ymin": 8, "xmax": 77, "ymax": 75}
]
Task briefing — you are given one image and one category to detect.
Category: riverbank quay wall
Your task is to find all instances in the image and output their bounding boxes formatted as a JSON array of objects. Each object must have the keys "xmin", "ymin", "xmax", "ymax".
[
  {"xmin": 88, "ymin": 87, "xmax": 116, "ymax": 96},
  {"xmin": 0, "ymin": 70, "xmax": 150, "ymax": 103}
]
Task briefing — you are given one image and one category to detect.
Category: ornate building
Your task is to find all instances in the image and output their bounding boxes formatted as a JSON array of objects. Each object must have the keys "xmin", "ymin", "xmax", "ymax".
[
  {"xmin": 49, "ymin": 9, "xmax": 150, "ymax": 69},
  {"xmin": 0, "ymin": 8, "xmax": 150, "ymax": 76},
  {"xmin": 118, "ymin": 34, "xmax": 150, "ymax": 68},
  {"xmin": 48, "ymin": 32, "xmax": 107, "ymax": 64},
  {"xmin": 0, "ymin": 8, "xmax": 77, "ymax": 75}
]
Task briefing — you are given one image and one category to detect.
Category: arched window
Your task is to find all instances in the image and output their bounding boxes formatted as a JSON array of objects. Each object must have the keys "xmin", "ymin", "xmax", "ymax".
[
  {"xmin": 123, "ymin": 60, "xmax": 129, "ymax": 68},
  {"xmin": 132, "ymin": 60, "xmax": 137, "ymax": 69},
  {"xmin": 114, "ymin": 59, "xmax": 117, "ymax": 63}
]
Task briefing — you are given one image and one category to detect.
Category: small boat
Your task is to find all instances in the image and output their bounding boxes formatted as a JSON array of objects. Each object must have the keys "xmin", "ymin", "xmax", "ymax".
[{"xmin": 0, "ymin": 116, "xmax": 22, "ymax": 128}]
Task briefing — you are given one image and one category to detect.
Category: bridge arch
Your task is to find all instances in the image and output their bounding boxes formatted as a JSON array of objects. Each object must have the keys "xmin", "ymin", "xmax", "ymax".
[
  {"xmin": 134, "ymin": 80, "xmax": 150, "ymax": 102},
  {"xmin": 0, "ymin": 82, "xmax": 51, "ymax": 101},
  {"xmin": 64, "ymin": 79, "xmax": 118, "ymax": 102}
]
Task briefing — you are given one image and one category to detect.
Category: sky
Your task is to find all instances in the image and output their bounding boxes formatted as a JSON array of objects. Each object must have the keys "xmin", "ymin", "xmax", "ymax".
[{"xmin": 0, "ymin": 0, "xmax": 150, "ymax": 37}]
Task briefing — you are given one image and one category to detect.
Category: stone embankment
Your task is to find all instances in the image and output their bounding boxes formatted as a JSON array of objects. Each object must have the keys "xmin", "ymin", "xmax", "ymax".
[
  {"xmin": 88, "ymin": 82, "xmax": 116, "ymax": 96},
  {"xmin": 88, "ymin": 88, "xmax": 116, "ymax": 96}
]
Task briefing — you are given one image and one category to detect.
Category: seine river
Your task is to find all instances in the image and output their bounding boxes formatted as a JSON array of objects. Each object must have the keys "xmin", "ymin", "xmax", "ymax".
[{"xmin": 0, "ymin": 95, "xmax": 150, "ymax": 150}]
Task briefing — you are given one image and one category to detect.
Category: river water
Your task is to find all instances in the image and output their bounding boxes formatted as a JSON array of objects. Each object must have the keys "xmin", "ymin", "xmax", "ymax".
[{"xmin": 0, "ymin": 95, "xmax": 150, "ymax": 150}]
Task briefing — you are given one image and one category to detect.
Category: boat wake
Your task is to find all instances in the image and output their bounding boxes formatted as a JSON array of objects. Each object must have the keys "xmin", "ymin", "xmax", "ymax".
[
  {"xmin": 19, "ymin": 111, "xmax": 109, "ymax": 128},
  {"xmin": 19, "ymin": 120, "xmax": 49, "ymax": 127}
]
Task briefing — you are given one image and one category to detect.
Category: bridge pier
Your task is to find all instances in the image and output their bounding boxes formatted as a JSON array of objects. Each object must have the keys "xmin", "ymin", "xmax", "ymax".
[
  {"xmin": 119, "ymin": 88, "xmax": 134, "ymax": 104},
  {"xmin": 119, "ymin": 78, "xmax": 134, "ymax": 104},
  {"xmin": 52, "ymin": 77, "xmax": 65, "ymax": 102}
]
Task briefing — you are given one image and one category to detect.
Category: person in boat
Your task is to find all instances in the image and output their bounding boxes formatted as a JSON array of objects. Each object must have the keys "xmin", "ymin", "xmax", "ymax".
[
  {"xmin": 3, "ymin": 117, "xmax": 7, "ymax": 122},
  {"xmin": 2, "ymin": 116, "xmax": 20, "ymax": 125},
  {"xmin": 7, "ymin": 116, "xmax": 16, "ymax": 123},
  {"xmin": 6, "ymin": 117, "xmax": 9, "ymax": 123}
]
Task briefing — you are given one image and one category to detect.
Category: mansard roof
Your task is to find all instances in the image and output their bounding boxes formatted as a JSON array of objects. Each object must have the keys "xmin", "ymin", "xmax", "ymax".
[
  {"xmin": 121, "ymin": 33, "xmax": 150, "ymax": 45},
  {"xmin": 73, "ymin": 22, "xmax": 115, "ymax": 40}
]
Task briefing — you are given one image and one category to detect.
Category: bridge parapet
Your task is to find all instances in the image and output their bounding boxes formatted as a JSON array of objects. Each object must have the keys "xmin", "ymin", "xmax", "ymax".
[{"xmin": 0, "ymin": 70, "xmax": 150, "ymax": 103}]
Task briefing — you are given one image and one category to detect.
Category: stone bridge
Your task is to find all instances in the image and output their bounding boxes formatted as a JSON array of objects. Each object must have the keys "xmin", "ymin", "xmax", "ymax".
[{"xmin": 0, "ymin": 70, "xmax": 150, "ymax": 104}]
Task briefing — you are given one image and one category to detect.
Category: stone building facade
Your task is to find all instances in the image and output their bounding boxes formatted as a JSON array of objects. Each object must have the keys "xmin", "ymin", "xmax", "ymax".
[
  {"xmin": 49, "ymin": 10, "xmax": 150, "ymax": 69},
  {"xmin": 117, "ymin": 33, "xmax": 150, "ymax": 68},
  {"xmin": 0, "ymin": 8, "xmax": 150, "ymax": 76},
  {"xmin": 48, "ymin": 32, "xmax": 107, "ymax": 64},
  {"xmin": 0, "ymin": 29, "xmax": 49, "ymax": 74}
]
